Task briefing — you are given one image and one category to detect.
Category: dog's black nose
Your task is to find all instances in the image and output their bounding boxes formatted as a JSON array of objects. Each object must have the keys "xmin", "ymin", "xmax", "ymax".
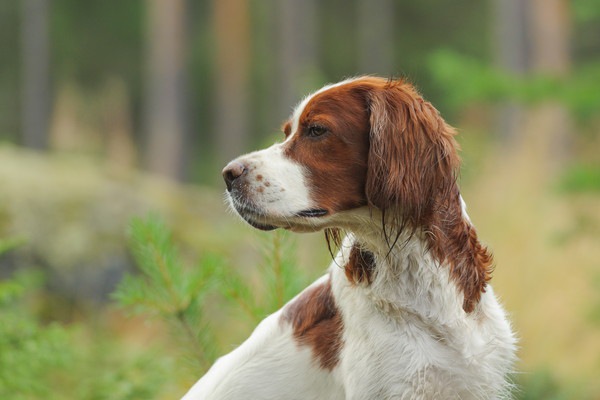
[{"xmin": 222, "ymin": 161, "xmax": 247, "ymax": 191}]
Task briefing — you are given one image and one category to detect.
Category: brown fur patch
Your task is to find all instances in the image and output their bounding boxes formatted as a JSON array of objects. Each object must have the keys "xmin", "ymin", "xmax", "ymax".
[
  {"xmin": 345, "ymin": 244, "xmax": 376, "ymax": 285},
  {"xmin": 428, "ymin": 187, "xmax": 493, "ymax": 312},
  {"xmin": 281, "ymin": 279, "xmax": 343, "ymax": 370},
  {"xmin": 283, "ymin": 84, "xmax": 371, "ymax": 214}
]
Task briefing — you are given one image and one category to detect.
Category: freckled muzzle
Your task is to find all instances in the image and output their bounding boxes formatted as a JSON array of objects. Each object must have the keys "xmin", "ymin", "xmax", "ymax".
[
  {"xmin": 221, "ymin": 152, "xmax": 329, "ymax": 232},
  {"xmin": 222, "ymin": 159, "xmax": 277, "ymax": 231}
]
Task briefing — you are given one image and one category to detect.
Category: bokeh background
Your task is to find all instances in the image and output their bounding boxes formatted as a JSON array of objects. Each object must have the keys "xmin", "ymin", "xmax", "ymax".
[{"xmin": 1, "ymin": 0, "xmax": 599, "ymax": 398}]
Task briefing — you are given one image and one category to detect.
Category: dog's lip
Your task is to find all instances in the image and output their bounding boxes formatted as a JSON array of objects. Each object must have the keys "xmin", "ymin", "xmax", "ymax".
[
  {"xmin": 246, "ymin": 219, "xmax": 278, "ymax": 231},
  {"xmin": 229, "ymin": 195, "xmax": 327, "ymax": 229},
  {"xmin": 230, "ymin": 202, "xmax": 279, "ymax": 231},
  {"xmin": 295, "ymin": 209, "xmax": 329, "ymax": 218},
  {"xmin": 242, "ymin": 209, "xmax": 326, "ymax": 231},
  {"xmin": 235, "ymin": 209, "xmax": 278, "ymax": 231}
]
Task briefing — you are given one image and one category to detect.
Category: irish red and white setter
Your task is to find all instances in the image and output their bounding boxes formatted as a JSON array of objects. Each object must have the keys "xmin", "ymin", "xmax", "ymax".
[{"xmin": 183, "ymin": 77, "xmax": 516, "ymax": 399}]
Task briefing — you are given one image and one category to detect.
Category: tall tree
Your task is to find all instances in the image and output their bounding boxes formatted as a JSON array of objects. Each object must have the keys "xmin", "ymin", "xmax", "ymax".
[
  {"xmin": 356, "ymin": 0, "xmax": 394, "ymax": 76},
  {"xmin": 144, "ymin": 0, "xmax": 188, "ymax": 180},
  {"xmin": 492, "ymin": 0, "xmax": 529, "ymax": 142},
  {"xmin": 20, "ymin": 0, "xmax": 50, "ymax": 150},
  {"xmin": 213, "ymin": 0, "xmax": 250, "ymax": 163},
  {"xmin": 276, "ymin": 0, "xmax": 318, "ymax": 121},
  {"xmin": 527, "ymin": 0, "xmax": 572, "ymax": 169},
  {"xmin": 493, "ymin": 0, "xmax": 572, "ymax": 169},
  {"xmin": 529, "ymin": 0, "xmax": 570, "ymax": 75}
]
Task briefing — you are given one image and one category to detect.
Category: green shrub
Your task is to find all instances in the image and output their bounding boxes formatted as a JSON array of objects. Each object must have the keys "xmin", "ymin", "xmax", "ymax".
[
  {"xmin": 428, "ymin": 50, "xmax": 600, "ymax": 123},
  {"xmin": 558, "ymin": 164, "xmax": 600, "ymax": 193},
  {"xmin": 0, "ymin": 270, "xmax": 72, "ymax": 399},
  {"xmin": 0, "ymin": 238, "xmax": 169, "ymax": 400},
  {"xmin": 113, "ymin": 214, "xmax": 310, "ymax": 376}
]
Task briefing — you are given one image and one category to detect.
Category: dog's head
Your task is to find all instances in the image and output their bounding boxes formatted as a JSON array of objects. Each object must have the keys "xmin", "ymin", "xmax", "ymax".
[
  {"xmin": 223, "ymin": 76, "xmax": 492, "ymax": 312},
  {"xmin": 223, "ymin": 76, "xmax": 459, "ymax": 233}
]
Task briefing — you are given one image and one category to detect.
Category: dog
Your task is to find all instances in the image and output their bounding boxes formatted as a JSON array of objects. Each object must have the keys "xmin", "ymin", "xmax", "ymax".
[{"xmin": 183, "ymin": 76, "xmax": 516, "ymax": 399}]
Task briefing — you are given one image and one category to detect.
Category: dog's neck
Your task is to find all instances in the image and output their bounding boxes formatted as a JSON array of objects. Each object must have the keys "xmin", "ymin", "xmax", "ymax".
[{"xmin": 343, "ymin": 210, "xmax": 469, "ymax": 325}]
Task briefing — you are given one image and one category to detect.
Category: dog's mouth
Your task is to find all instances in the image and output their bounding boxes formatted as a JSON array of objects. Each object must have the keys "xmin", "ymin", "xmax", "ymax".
[
  {"xmin": 231, "ymin": 205, "xmax": 278, "ymax": 231},
  {"xmin": 237, "ymin": 212, "xmax": 277, "ymax": 231},
  {"xmin": 228, "ymin": 195, "xmax": 328, "ymax": 231},
  {"xmin": 295, "ymin": 209, "xmax": 328, "ymax": 218},
  {"xmin": 246, "ymin": 219, "xmax": 278, "ymax": 231}
]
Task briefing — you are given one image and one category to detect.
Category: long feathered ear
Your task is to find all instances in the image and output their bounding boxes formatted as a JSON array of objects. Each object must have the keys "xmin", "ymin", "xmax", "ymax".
[
  {"xmin": 365, "ymin": 81, "xmax": 458, "ymax": 228},
  {"xmin": 365, "ymin": 80, "xmax": 492, "ymax": 312}
]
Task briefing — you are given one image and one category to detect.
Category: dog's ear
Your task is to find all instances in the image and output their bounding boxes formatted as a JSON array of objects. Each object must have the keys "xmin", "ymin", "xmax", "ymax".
[
  {"xmin": 365, "ymin": 80, "xmax": 492, "ymax": 312},
  {"xmin": 365, "ymin": 81, "xmax": 458, "ymax": 227}
]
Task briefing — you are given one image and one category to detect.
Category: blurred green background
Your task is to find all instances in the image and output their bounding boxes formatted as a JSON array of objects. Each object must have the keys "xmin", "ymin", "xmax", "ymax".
[{"xmin": 1, "ymin": 0, "xmax": 599, "ymax": 398}]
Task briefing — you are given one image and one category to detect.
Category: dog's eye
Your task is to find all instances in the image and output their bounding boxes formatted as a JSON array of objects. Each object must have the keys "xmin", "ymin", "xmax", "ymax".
[{"xmin": 307, "ymin": 125, "xmax": 328, "ymax": 138}]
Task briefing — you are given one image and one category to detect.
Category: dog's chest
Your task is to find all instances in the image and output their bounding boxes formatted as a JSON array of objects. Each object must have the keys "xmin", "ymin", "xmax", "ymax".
[
  {"xmin": 329, "ymin": 256, "xmax": 505, "ymax": 399},
  {"xmin": 336, "ymin": 310, "xmax": 503, "ymax": 400}
]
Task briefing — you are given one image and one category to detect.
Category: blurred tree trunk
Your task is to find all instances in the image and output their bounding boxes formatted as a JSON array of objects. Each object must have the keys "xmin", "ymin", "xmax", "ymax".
[
  {"xmin": 493, "ymin": 0, "xmax": 572, "ymax": 174},
  {"xmin": 144, "ymin": 0, "xmax": 188, "ymax": 180},
  {"xmin": 20, "ymin": 0, "xmax": 50, "ymax": 150},
  {"xmin": 526, "ymin": 0, "xmax": 572, "ymax": 168},
  {"xmin": 103, "ymin": 78, "xmax": 137, "ymax": 172},
  {"xmin": 277, "ymin": 0, "xmax": 318, "ymax": 120},
  {"xmin": 529, "ymin": 0, "xmax": 570, "ymax": 75},
  {"xmin": 357, "ymin": 0, "xmax": 394, "ymax": 76},
  {"xmin": 492, "ymin": 0, "xmax": 529, "ymax": 142},
  {"xmin": 214, "ymin": 0, "xmax": 250, "ymax": 163}
]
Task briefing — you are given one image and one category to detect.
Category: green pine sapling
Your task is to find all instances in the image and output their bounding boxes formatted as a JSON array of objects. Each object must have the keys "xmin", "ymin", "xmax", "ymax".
[{"xmin": 114, "ymin": 214, "xmax": 310, "ymax": 375}]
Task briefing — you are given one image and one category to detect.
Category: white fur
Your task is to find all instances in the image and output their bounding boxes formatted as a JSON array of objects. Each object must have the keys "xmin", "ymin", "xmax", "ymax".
[{"xmin": 332, "ymin": 230, "xmax": 516, "ymax": 400}]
